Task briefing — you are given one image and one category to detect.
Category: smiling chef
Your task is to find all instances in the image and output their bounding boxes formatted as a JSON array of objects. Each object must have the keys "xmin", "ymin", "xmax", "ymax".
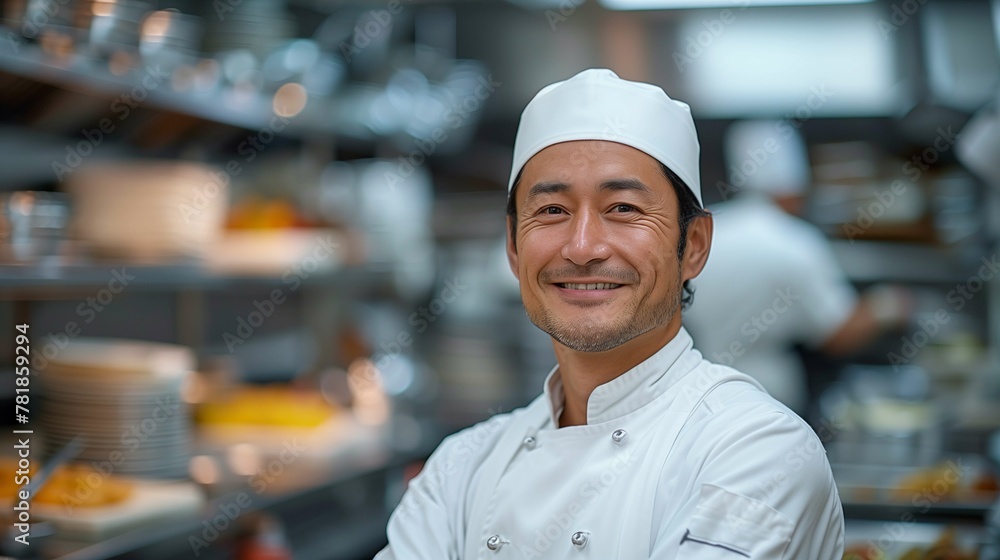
[{"xmin": 375, "ymin": 69, "xmax": 844, "ymax": 559}]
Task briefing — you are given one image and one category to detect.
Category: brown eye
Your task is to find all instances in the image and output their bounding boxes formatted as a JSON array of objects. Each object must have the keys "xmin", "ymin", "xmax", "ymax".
[
  {"xmin": 541, "ymin": 206, "xmax": 563, "ymax": 215},
  {"xmin": 613, "ymin": 204, "xmax": 635, "ymax": 213}
]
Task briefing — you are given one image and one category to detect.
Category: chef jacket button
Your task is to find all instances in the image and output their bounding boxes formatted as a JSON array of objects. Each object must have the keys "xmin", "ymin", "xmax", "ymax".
[
  {"xmin": 611, "ymin": 429, "xmax": 627, "ymax": 443},
  {"xmin": 571, "ymin": 531, "xmax": 589, "ymax": 548},
  {"xmin": 486, "ymin": 535, "xmax": 505, "ymax": 551},
  {"xmin": 522, "ymin": 435, "xmax": 537, "ymax": 449}
]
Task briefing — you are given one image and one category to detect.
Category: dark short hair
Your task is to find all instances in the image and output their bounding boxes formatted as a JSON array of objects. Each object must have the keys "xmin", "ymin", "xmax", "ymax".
[{"xmin": 506, "ymin": 163, "xmax": 708, "ymax": 309}]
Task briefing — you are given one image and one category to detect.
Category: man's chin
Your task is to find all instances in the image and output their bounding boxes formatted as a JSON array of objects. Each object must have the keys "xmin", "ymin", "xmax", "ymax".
[
  {"xmin": 537, "ymin": 320, "xmax": 638, "ymax": 353},
  {"xmin": 548, "ymin": 334, "xmax": 619, "ymax": 353}
]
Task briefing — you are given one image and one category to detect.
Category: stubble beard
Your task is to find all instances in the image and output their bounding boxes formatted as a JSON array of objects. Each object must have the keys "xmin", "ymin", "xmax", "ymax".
[{"xmin": 526, "ymin": 266, "xmax": 683, "ymax": 353}]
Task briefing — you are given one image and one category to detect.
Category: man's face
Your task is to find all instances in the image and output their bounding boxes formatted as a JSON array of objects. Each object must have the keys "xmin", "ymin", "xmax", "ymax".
[{"xmin": 506, "ymin": 140, "xmax": 690, "ymax": 352}]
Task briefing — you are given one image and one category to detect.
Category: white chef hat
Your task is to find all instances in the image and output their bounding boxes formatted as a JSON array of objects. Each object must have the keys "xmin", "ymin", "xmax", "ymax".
[
  {"xmin": 957, "ymin": 101, "xmax": 1000, "ymax": 189},
  {"xmin": 724, "ymin": 120, "xmax": 810, "ymax": 197},
  {"xmin": 508, "ymin": 69, "xmax": 703, "ymax": 207}
]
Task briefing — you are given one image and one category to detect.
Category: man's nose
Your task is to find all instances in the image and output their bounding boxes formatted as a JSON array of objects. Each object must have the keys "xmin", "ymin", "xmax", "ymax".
[{"xmin": 560, "ymin": 210, "xmax": 611, "ymax": 265}]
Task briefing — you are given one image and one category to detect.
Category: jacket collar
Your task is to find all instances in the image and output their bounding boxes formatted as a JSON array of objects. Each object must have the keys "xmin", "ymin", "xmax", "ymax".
[{"xmin": 542, "ymin": 327, "xmax": 699, "ymax": 427}]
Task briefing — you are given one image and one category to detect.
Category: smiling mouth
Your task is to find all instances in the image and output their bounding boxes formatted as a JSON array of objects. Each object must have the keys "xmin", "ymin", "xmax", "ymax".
[{"xmin": 557, "ymin": 283, "xmax": 623, "ymax": 290}]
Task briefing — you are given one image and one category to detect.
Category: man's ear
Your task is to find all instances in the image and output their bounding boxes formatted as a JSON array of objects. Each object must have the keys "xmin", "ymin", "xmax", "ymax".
[
  {"xmin": 505, "ymin": 216, "xmax": 520, "ymax": 281},
  {"xmin": 681, "ymin": 213, "xmax": 712, "ymax": 282}
]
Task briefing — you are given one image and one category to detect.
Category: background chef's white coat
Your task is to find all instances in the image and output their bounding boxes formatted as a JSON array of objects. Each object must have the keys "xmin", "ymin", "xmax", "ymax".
[
  {"xmin": 684, "ymin": 195, "xmax": 858, "ymax": 413},
  {"xmin": 375, "ymin": 328, "xmax": 844, "ymax": 559}
]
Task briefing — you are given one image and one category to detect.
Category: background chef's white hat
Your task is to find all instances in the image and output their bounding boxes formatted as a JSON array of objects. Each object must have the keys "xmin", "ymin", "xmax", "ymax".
[
  {"xmin": 957, "ymin": 99, "xmax": 1000, "ymax": 189},
  {"xmin": 724, "ymin": 120, "xmax": 811, "ymax": 197},
  {"xmin": 507, "ymin": 68, "xmax": 703, "ymax": 207}
]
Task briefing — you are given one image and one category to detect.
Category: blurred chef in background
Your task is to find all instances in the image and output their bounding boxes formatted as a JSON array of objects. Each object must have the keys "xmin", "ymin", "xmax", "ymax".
[
  {"xmin": 957, "ymin": 93, "xmax": 1000, "ymax": 560},
  {"xmin": 684, "ymin": 120, "xmax": 913, "ymax": 415}
]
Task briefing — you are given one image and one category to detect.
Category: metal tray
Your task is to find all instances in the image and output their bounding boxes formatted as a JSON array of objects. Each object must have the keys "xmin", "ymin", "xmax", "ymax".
[
  {"xmin": 832, "ymin": 454, "xmax": 998, "ymax": 517},
  {"xmin": 844, "ymin": 520, "xmax": 985, "ymax": 559}
]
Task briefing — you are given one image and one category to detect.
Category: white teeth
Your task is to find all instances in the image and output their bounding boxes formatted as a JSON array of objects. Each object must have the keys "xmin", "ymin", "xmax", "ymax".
[{"xmin": 562, "ymin": 282, "xmax": 620, "ymax": 290}]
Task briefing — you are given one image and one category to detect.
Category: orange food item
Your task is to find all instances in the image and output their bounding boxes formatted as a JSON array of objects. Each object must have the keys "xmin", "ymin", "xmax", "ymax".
[
  {"xmin": 197, "ymin": 385, "xmax": 337, "ymax": 428},
  {"xmin": 843, "ymin": 544, "xmax": 883, "ymax": 560},
  {"xmin": 0, "ymin": 461, "xmax": 132, "ymax": 508},
  {"xmin": 845, "ymin": 528, "xmax": 980, "ymax": 560},
  {"xmin": 227, "ymin": 198, "xmax": 300, "ymax": 230},
  {"xmin": 891, "ymin": 464, "xmax": 963, "ymax": 502},
  {"xmin": 971, "ymin": 472, "xmax": 999, "ymax": 495},
  {"xmin": 34, "ymin": 465, "xmax": 133, "ymax": 508}
]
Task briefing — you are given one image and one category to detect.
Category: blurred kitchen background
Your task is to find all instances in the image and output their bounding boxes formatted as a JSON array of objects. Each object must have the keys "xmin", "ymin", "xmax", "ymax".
[{"xmin": 1, "ymin": 0, "xmax": 1000, "ymax": 558}]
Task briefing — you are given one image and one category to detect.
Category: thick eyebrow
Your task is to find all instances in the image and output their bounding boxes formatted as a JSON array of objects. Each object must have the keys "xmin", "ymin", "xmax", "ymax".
[
  {"xmin": 525, "ymin": 181, "xmax": 569, "ymax": 204},
  {"xmin": 525, "ymin": 178, "xmax": 651, "ymax": 204},
  {"xmin": 599, "ymin": 178, "xmax": 651, "ymax": 194}
]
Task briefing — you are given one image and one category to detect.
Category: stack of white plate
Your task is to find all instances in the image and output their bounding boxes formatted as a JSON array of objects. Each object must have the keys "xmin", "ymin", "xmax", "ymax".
[
  {"xmin": 73, "ymin": 0, "xmax": 153, "ymax": 56},
  {"xmin": 64, "ymin": 160, "xmax": 228, "ymax": 262},
  {"xmin": 202, "ymin": 0, "xmax": 294, "ymax": 58},
  {"xmin": 38, "ymin": 339, "xmax": 195, "ymax": 479}
]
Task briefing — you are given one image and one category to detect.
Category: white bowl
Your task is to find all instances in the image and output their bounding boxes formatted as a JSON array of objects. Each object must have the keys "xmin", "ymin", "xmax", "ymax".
[{"xmin": 65, "ymin": 160, "xmax": 228, "ymax": 261}]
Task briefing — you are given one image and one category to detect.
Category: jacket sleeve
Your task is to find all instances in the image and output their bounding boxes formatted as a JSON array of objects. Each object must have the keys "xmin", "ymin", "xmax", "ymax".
[
  {"xmin": 652, "ymin": 399, "xmax": 844, "ymax": 559},
  {"xmin": 376, "ymin": 414, "xmax": 512, "ymax": 560},
  {"xmin": 374, "ymin": 434, "xmax": 468, "ymax": 560}
]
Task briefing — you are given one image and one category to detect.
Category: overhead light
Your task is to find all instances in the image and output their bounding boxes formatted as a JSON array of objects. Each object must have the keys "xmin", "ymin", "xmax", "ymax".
[
  {"xmin": 671, "ymin": 2, "xmax": 898, "ymax": 117},
  {"xmin": 599, "ymin": 0, "xmax": 873, "ymax": 11}
]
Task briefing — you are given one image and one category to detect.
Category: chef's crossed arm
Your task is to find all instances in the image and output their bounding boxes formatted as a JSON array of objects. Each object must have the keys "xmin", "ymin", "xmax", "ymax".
[
  {"xmin": 377, "ymin": 395, "xmax": 844, "ymax": 559},
  {"xmin": 376, "ymin": 415, "xmax": 513, "ymax": 560}
]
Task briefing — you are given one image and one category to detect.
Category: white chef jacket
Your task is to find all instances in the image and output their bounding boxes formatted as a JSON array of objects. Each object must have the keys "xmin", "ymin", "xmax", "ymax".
[
  {"xmin": 375, "ymin": 328, "xmax": 844, "ymax": 559},
  {"xmin": 684, "ymin": 195, "xmax": 857, "ymax": 413}
]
